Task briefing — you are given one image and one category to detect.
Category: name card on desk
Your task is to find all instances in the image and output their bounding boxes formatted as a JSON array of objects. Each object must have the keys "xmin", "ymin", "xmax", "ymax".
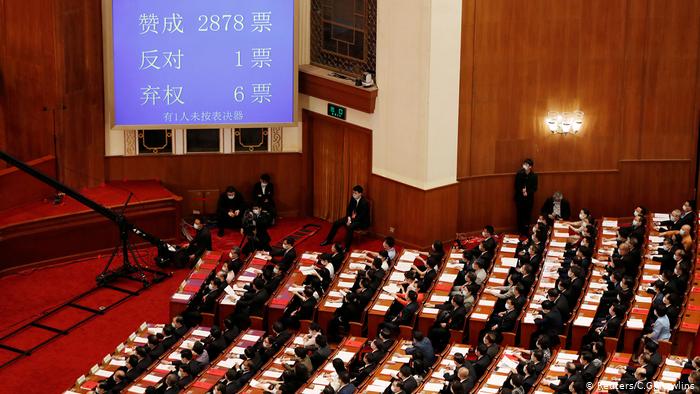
[
  {"xmin": 423, "ymin": 307, "xmax": 439, "ymax": 315},
  {"xmin": 373, "ymin": 304, "xmax": 389, "ymax": 311},
  {"xmin": 501, "ymin": 247, "xmax": 516, "ymax": 253},
  {"xmin": 602, "ymin": 220, "xmax": 618, "ymax": 227},
  {"xmin": 172, "ymin": 293, "xmax": 191, "ymax": 301},
  {"xmin": 503, "ymin": 238, "xmax": 519, "ymax": 244},
  {"xmin": 450, "ymin": 253, "xmax": 463, "ymax": 259},
  {"xmin": 550, "ymin": 241, "xmax": 567, "ymax": 248},
  {"xmin": 574, "ymin": 316, "xmax": 594, "ymax": 326},
  {"xmin": 395, "ymin": 262, "xmax": 413, "ymax": 272},
  {"xmin": 440, "ymin": 273, "xmax": 457, "ymax": 282},
  {"xmin": 471, "ymin": 313, "xmax": 489, "ymax": 320},
  {"xmin": 501, "ymin": 258, "xmax": 518, "ymax": 267}
]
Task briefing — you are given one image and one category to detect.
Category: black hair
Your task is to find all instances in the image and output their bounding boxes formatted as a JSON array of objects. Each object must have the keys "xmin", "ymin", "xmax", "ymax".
[{"xmin": 352, "ymin": 185, "xmax": 364, "ymax": 193}]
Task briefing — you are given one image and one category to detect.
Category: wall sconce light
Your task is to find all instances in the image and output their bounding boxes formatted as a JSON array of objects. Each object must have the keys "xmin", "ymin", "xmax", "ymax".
[{"xmin": 545, "ymin": 110, "xmax": 584, "ymax": 134}]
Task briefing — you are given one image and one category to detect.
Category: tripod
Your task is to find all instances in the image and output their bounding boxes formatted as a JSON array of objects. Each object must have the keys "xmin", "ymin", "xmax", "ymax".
[{"xmin": 96, "ymin": 194, "xmax": 167, "ymax": 287}]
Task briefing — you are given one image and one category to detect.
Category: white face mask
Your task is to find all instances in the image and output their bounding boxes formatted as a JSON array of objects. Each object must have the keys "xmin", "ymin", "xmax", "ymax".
[
  {"xmin": 680, "ymin": 230, "xmax": 687, "ymax": 236},
  {"xmin": 579, "ymin": 213, "xmax": 585, "ymax": 220},
  {"xmin": 522, "ymin": 164, "xmax": 529, "ymax": 171},
  {"xmin": 227, "ymin": 194, "xmax": 235, "ymax": 200},
  {"xmin": 194, "ymin": 223, "xmax": 202, "ymax": 230},
  {"xmin": 273, "ymin": 267, "xmax": 280, "ymax": 274},
  {"xmin": 633, "ymin": 221, "xmax": 640, "ymax": 226},
  {"xmin": 253, "ymin": 209, "xmax": 261, "ymax": 215},
  {"xmin": 229, "ymin": 252, "xmax": 235, "ymax": 259},
  {"xmin": 209, "ymin": 284, "xmax": 216, "ymax": 291},
  {"xmin": 261, "ymin": 182, "xmax": 268, "ymax": 187},
  {"xmin": 674, "ymin": 254, "xmax": 682, "ymax": 261}
]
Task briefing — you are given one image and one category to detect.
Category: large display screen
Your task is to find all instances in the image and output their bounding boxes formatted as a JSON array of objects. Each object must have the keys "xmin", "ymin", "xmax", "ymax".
[{"xmin": 105, "ymin": 0, "xmax": 297, "ymax": 128}]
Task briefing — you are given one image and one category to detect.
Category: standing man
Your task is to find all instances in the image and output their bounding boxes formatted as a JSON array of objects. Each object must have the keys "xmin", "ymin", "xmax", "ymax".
[
  {"xmin": 240, "ymin": 203, "xmax": 272, "ymax": 254},
  {"xmin": 216, "ymin": 186, "xmax": 246, "ymax": 237},
  {"xmin": 514, "ymin": 158, "xmax": 538, "ymax": 236},
  {"xmin": 320, "ymin": 185, "xmax": 370, "ymax": 250},
  {"xmin": 252, "ymin": 173, "xmax": 276, "ymax": 222}
]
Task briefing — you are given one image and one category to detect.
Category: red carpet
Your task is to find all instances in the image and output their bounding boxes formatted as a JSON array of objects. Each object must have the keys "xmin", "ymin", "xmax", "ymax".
[{"xmin": 0, "ymin": 217, "xmax": 386, "ymax": 392}]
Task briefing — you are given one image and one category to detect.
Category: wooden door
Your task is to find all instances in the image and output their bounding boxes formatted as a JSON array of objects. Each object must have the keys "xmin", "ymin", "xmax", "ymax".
[{"xmin": 305, "ymin": 110, "xmax": 372, "ymax": 221}]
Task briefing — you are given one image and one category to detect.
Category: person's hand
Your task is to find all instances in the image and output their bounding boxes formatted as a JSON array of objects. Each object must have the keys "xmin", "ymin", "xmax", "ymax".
[
  {"xmin": 346, "ymin": 217, "xmax": 352, "ymax": 226},
  {"xmin": 228, "ymin": 210, "xmax": 235, "ymax": 217},
  {"xmin": 240, "ymin": 228, "xmax": 244, "ymax": 235},
  {"xmin": 234, "ymin": 210, "xmax": 240, "ymax": 216}
]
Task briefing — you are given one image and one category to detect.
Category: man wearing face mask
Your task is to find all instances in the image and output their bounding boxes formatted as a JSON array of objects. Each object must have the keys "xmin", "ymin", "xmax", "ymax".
[
  {"xmin": 514, "ymin": 158, "xmax": 538, "ymax": 236},
  {"xmin": 271, "ymin": 237, "xmax": 297, "ymax": 271},
  {"xmin": 679, "ymin": 200, "xmax": 696, "ymax": 230},
  {"xmin": 320, "ymin": 185, "xmax": 371, "ymax": 250},
  {"xmin": 182, "ymin": 218, "xmax": 212, "ymax": 266},
  {"xmin": 252, "ymin": 173, "xmax": 276, "ymax": 222},
  {"xmin": 240, "ymin": 203, "xmax": 272, "ymax": 255},
  {"xmin": 216, "ymin": 186, "xmax": 247, "ymax": 237}
]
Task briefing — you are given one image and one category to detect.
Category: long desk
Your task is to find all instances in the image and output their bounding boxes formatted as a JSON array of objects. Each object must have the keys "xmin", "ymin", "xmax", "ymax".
[
  {"xmin": 416, "ymin": 247, "xmax": 466, "ymax": 335},
  {"xmin": 532, "ymin": 349, "xmax": 581, "ymax": 393},
  {"xmin": 315, "ymin": 250, "xmax": 363, "ymax": 332},
  {"xmin": 412, "ymin": 343, "xmax": 472, "ymax": 393},
  {"xmin": 297, "ymin": 336, "xmax": 367, "ymax": 394},
  {"xmin": 366, "ymin": 249, "xmax": 423, "ymax": 338},
  {"xmin": 593, "ymin": 352, "xmax": 632, "ymax": 393},
  {"xmin": 468, "ymin": 234, "xmax": 520, "ymax": 343},
  {"xmin": 622, "ymin": 223, "xmax": 665, "ymax": 353},
  {"xmin": 520, "ymin": 222, "xmax": 569, "ymax": 345},
  {"xmin": 569, "ymin": 218, "xmax": 619, "ymax": 348},
  {"xmin": 241, "ymin": 332, "xmax": 301, "ymax": 393},
  {"xmin": 473, "ymin": 346, "xmax": 526, "ymax": 393},
  {"xmin": 675, "ymin": 213, "xmax": 700, "ymax": 356},
  {"xmin": 359, "ymin": 339, "xmax": 412, "ymax": 393},
  {"xmin": 169, "ymin": 251, "xmax": 223, "ymax": 319},
  {"xmin": 124, "ymin": 326, "xmax": 211, "ymax": 393},
  {"xmin": 267, "ymin": 251, "xmax": 318, "ymax": 327},
  {"xmin": 182, "ymin": 328, "xmax": 265, "ymax": 393},
  {"xmin": 653, "ymin": 355, "xmax": 690, "ymax": 393},
  {"xmin": 65, "ymin": 322, "xmax": 163, "ymax": 393},
  {"xmin": 217, "ymin": 251, "xmax": 272, "ymax": 326}
]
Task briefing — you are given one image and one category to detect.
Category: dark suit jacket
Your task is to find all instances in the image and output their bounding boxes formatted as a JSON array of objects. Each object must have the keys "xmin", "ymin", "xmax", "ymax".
[
  {"xmin": 514, "ymin": 169, "xmax": 538, "ymax": 201},
  {"xmin": 449, "ymin": 306, "xmax": 468, "ymax": 330},
  {"xmin": 338, "ymin": 383, "xmax": 357, "ymax": 394},
  {"xmin": 499, "ymin": 309, "xmax": 518, "ymax": 332},
  {"xmin": 401, "ymin": 376, "xmax": 418, "ymax": 393},
  {"xmin": 190, "ymin": 227, "xmax": 212, "ymax": 254},
  {"xmin": 272, "ymin": 247, "xmax": 297, "ymax": 271},
  {"xmin": 535, "ymin": 308, "xmax": 563, "ymax": 334},
  {"xmin": 540, "ymin": 197, "xmax": 571, "ymax": 220},
  {"xmin": 217, "ymin": 193, "xmax": 246, "ymax": 217},
  {"xmin": 346, "ymin": 197, "xmax": 370, "ymax": 228},
  {"xmin": 601, "ymin": 316, "xmax": 622, "ymax": 338},
  {"xmin": 473, "ymin": 355, "xmax": 491, "ymax": 378},
  {"xmin": 252, "ymin": 181, "xmax": 274, "ymax": 206},
  {"xmin": 554, "ymin": 295, "xmax": 570, "ymax": 319},
  {"xmin": 237, "ymin": 288, "xmax": 269, "ymax": 313},
  {"xmin": 680, "ymin": 211, "xmax": 696, "ymax": 229},
  {"xmin": 394, "ymin": 301, "xmax": 419, "ymax": 326}
]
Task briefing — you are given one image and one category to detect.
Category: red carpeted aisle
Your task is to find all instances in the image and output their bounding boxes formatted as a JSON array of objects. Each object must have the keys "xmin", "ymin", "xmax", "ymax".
[{"xmin": 0, "ymin": 217, "xmax": 386, "ymax": 392}]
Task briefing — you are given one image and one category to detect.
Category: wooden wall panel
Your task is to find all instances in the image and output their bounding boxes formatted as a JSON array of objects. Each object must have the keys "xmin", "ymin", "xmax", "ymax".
[
  {"xmin": 370, "ymin": 174, "xmax": 458, "ymax": 248},
  {"xmin": 457, "ymin": 160, "xmax": 692, "ymax": 232},
  {"xmin": 0, "ymin": 156, "xmax": 56, "ymax": 211},
  {"xmin": 0, "ymin": 0, "xmax": 104, "ymax": 188},
  {"xmin": 0, "ymin": 0, "xmax": 58, "ymax": 162},
  {"xmin": 55, "ymin": 0, "xmax": 105, "ymax": 188},
  {"xmin": 105, "ymin": 153, "xmax": 304, "ymax": 217},
  {"xmin": 637, "ymin": 0, "xmax": 700, "ymax": 159},
  {"xmin": 456, "ymin": 0, "xmax": 700, "ymax": 233}
]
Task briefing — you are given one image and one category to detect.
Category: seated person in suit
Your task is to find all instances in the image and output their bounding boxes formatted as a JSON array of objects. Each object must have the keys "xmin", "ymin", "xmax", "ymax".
[
  {"xmin": 162, "ymin": 373, "xmax": 180, "ymax": 394},
  {"xmin": 484, "ymin": 297, "xmax": 519, "ymax": 335},
  {"xmin": 321, "ymin": 185, "xmax": 371, "ymax": 250},
  {"xmin": 182, "ymin": 217, "xmax": 212, "ymax": 265},
  {"xmin": 541, "ymin": 191, "xmax": 571, "ymax": 225},
  {"xmin": 679, "ymin": 200, "xmax": 696, "ymax": 230},
  {"xmin": 660, "ymin": 224, "xmax": 694, "ymax": 253},
  {"xmin": 198, "ymin": 277, "xmax": 225, "ymax": 313},
  {"xmin": 383, "ymin": 290, "xmax": 420, "ymax": 332},
  {"xmin": 655, "ymin": 209, "xmax": 682, "ymax": 232},
  {"xmin": 337, "ymin": 371, "xmax": 357, "ymax": 394},
  {"xmin": 252, "ymin": 173, "xmax": 276, "ymax": 221},
  {"xmin": 585, "ymin": 304, "xmax": 624, "ymax": 343},
  {"xmin": 270, "ymin": 236, "xmax": 297, "ymax": 272},
  {"xmin": 223, "ymin": 247, "xmax": 244, "ymax": 281},
  {"xmin": 281, "ymin": 285, "xmax": 318, "ymax": 329},
  {"xmin": 216, "ymin": 186, "xmax": 246, "ymax": 236},
  {"xmin": 406, "ymin": 330, "xmax": 435, "ymax": 365},
  {"xmin": 464, "ymin": 226, "xmax": 497, "ymax": 260}
]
